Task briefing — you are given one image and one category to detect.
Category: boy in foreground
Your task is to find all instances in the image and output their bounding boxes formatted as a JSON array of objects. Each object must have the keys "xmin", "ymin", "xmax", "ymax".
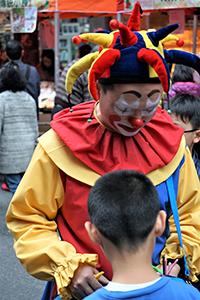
[{"xmin": 85, "ymin": 170, "xmax": 199, "ymax": 299}]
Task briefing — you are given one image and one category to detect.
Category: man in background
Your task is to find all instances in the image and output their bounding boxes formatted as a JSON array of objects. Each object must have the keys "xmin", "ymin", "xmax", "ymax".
[
  {"xmin": 6, "ymin": 40, "xmax": 40, "ymax": 118},
  {"xmin": 52, "ymin": 44, "xmax": 92, "ymax": 118}
]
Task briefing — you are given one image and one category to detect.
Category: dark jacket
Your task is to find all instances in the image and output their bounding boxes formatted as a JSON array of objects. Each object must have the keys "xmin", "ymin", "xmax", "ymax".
[{"xmin": 13, "ymin": 60, "xmax": 40, "ymax": 117}]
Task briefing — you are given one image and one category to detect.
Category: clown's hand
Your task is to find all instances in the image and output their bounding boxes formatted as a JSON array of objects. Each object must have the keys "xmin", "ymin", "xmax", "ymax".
[{"xmin": 68, "ymin": 264, "xmax": 109, "ymax": 299}]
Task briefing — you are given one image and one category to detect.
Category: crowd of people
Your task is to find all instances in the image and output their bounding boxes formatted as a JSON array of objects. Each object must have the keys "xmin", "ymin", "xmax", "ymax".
[{"xmin": 1, "ymin": 3, "xmax": 200, "ymax": 300}]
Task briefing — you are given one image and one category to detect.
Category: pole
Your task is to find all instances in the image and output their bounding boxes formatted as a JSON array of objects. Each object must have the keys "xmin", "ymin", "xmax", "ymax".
[
  {"xmin": 192, "ymin": 13, "xmax": 197, "ymax": 54},
  {"xmin": 117, "ymin": 12, "xmax": 122, "ymax": 23},
  {"xmin": 54, "ymin": 6, "xmax": 60, "ymax": 89}
]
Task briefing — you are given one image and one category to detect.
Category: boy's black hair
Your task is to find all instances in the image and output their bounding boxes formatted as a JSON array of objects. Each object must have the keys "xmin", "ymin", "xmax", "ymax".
[
  {"xmin": 172, "ymin": 64, "xmax": 195, "ymax": 84},
  {"xmin": 0, "ymin": 61, "xmax": 27, "ymax": 93},
  {"xmin": 88, "ymin": 170, "xmax": 160, "ymax": 252},
  {"xmin": 6, "ymin": 40, "xmax": 23, "ymax": 60},
  {"xmin": 170, "ymin": 93, "xmax": 200, "ymax": 129}
]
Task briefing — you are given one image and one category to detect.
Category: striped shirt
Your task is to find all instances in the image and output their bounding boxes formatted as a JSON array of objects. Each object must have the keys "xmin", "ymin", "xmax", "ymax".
[{"xmin": 55, "ymin": 59, "xmax": 91, "ymax": 108}]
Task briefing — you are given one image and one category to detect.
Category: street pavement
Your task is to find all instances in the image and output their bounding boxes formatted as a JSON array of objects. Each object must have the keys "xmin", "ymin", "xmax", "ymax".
[{"xmin": 0, "ymin": 174, "xmax": 46, "ymax": 300}]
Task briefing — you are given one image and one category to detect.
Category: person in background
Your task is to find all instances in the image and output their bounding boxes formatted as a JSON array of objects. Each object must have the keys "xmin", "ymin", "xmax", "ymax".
[
  {"xmin": 0, "ymin": 41, "xmax": 8, "ymax": 68},
  {"xmin": 0, "ymin": 61, "xmax": 38, "ymax": 194},
  {"xmin": 6, "ymin": 3, "xmax": 200, "ymax": 299},
  {"xmin": 170, "ymin": 93, "xmax": 200, "ymax": 180},
  {"xmin": 82, "ymin": 170, "xmax": 199, "ymax": 300},
  {"xmin": 6, "ymin": 40, "xmax": 40, "ymax": 118},
  {"xmin": 36, "ymin": 49, "xmax": 63, "ymax": 82},
  {"xmin": 52, "ymin": 44, "xmax": 92, "ymax": 117},
  {"xmin": 164, "ymin": 64, "xmax": 200, "ymax": 106},
  {"xmin": 20, "ymin": 33, "xmax": 40, "ymax": 66}
]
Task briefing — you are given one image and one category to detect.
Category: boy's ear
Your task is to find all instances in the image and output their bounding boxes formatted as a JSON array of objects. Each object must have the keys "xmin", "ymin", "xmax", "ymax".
[
  {"xmin": 21, "ymin": 49, "xmax": 24, "ymax": 59},
  {"xmin": 193, "ymin": 129, "xmax": 200, "ymax": 144},
  {"xmin": 84, "ymin": 221, "xmax": 101, "ymax": 246},
  {"xmin": 155, "ymin": 210, "xmax": 166, "ymax": 237}
]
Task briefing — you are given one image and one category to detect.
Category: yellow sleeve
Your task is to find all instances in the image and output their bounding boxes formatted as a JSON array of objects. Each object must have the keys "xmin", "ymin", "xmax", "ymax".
[
  {"xmin": 6, "ymin": 142, "xmax": 98, "ymax": 299},
  {"xmin": 161, "ymin": 146, "xmax": 200, "ymax": 282}
]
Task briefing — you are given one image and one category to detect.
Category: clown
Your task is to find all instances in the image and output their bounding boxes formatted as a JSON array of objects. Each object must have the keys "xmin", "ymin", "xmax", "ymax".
[{"xmin": 6, "ymin": 3, "xmax": 200, "ymax": 300}]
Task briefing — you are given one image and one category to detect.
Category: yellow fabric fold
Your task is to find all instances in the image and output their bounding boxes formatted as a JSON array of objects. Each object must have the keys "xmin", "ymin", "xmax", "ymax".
[
  {"xmin": 161, "ymin": 146, "xmax": 200, "ymax": 282},
  {"xmin": 52, "ymin": 253, "xmax": 98, "ymax": 300}
]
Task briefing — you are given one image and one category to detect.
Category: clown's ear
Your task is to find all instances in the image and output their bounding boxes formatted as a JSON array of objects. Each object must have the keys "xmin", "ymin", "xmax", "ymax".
[{"xmin": 66, "ymin": 52, "xmax": 99, "ymax": 94}]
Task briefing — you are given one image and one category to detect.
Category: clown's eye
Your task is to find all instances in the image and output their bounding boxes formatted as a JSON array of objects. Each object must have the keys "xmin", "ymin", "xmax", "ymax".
[
  {"xmin": 115, "ymin": 105, "xmax": 133, "ymax": 114},
  {"xmin": 143, "ymin": 106, "xmax": 156, "ymax": 114}
]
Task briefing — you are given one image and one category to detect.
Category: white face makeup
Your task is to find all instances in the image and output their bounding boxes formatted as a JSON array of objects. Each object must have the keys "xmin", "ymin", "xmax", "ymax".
[
  {"xmin": 111, "ymin": 89, "xmax": 161, "ymax": 136},
  {"xmin": 114, "ymin": 91, "xmax": 160, "ymax": 117},
  {"xmin": 97, "ymin": 83, "xmax": 163, "ymax": 137}
]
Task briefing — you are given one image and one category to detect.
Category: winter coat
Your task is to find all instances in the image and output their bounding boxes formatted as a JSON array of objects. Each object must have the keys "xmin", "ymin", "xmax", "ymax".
[
  {"xmin": 0, "ymin": 90, "xmax": 38, "ymax": 174},
  {"xmin": 164, "ymin": 82, "xmax": 200, "ymax": 104}
]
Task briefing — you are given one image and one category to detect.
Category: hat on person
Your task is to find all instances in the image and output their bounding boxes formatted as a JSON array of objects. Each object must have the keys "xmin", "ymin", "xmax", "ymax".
[{"xmin": 66, "ymin": 2, "xmax": 200, "ymax": 101}]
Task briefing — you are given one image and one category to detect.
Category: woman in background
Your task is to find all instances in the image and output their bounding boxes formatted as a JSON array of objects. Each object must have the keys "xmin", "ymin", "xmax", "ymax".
[
  {"xmin": 0, "ymin": 61, "xmax": 38, "ymax": 194},
  {"xmin": 36, "ymin": 49, "xmax": 63, "ymax": 82}
]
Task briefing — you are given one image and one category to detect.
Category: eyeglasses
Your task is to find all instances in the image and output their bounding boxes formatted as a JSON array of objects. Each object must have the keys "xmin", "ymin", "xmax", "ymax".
[{"xmin": 184, "ymin": 128, "xmax": 199, "ymax": 133}]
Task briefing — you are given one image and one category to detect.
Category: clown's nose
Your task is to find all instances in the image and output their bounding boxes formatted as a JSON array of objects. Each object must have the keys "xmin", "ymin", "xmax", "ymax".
[{"xmin": 129, "ymin": 117, "xmax": 143, "ymax": 129}]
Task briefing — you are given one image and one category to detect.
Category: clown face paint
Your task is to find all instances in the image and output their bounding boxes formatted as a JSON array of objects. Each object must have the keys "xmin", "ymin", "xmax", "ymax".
[{"xmin": 96, "ymin": 83, "xmax": 163, "ymax": 136}]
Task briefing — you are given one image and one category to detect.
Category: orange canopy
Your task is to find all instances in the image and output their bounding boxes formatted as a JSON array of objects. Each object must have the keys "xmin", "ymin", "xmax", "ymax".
[
  {"xmin": 39, "ymin": 0, "xmax": 198, "ymax": 19},
  {"xmin": 41, "ymin": 0, "xmax": 118, "ymax": 18}
]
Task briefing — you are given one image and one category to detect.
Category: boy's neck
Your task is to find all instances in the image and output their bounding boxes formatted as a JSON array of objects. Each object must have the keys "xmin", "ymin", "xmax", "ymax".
[
  {"xmin": 103, "ymin": 236, "xmax": 160, "ymax": 284},
  {"xmin": 111, "ymin": 252, "xmax": 159, "ymax": 284}
]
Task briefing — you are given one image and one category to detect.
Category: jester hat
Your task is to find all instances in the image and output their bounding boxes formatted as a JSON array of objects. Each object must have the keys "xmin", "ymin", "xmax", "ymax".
[{"xmin": 66, "ymin": 2, "xmax": 200, "ymax": 101}]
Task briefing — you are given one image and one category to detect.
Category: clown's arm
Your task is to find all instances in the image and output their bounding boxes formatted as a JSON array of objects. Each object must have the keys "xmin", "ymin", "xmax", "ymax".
[
  {"xmin": 161, "ymin": 145, "xmax": 200, "ymax": 282},
  {"xmin": 6, "ymin": 141, "xmax": 106, "ymax": 300}
]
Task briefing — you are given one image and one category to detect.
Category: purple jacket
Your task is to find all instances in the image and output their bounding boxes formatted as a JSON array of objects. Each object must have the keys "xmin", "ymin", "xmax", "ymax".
[{"xmin": 164, "ymin": 82, "xmax": 200, "ymax": 103}]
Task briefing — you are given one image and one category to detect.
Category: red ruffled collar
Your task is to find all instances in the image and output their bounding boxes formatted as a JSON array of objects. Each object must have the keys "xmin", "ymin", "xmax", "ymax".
[{"xmin": 51, "ymin": 101, "xmax": 184, "ymax": 175}]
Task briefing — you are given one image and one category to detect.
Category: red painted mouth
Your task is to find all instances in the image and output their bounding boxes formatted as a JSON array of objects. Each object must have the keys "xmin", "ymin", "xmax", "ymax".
[{"xmin": 118, "ymin": 123, "xmax": 138, "ymax": 132}]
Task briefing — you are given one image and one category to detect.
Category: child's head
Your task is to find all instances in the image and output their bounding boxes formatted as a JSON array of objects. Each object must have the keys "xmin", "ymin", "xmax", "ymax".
[
  {"xmin": 171, "ymin": 64, "xmax": 195, "ymax": 84},
  {"xmin": 170, "ymin": 93, "xmax": 200, "ymax": 153},
  {"xmin": 86, "ymin": 170, "xmax": 165, "ymax": 254}
]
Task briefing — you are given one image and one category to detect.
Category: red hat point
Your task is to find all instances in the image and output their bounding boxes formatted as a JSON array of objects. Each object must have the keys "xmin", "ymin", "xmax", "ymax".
[
  {"xmin": 176, "ymin": 39, "xmax": 184, "ymax": 47},
  {"xmin": 72, "ymin": 35, "xmax": 82, "ymax": 45}
]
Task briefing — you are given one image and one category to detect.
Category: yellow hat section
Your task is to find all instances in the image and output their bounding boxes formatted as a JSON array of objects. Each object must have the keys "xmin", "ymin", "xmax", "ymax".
[{"xmin": 65, "ymin": 52, "xmax": 99, "ymax": 94}]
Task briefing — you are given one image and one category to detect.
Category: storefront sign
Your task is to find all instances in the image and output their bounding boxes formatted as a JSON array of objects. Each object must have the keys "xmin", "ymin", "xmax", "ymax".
[
  {"xmin": 155, "ymin": 0, "xmax": 200, "ymax": 9},
  {"xmin": 0, "ymin": 9, "xmax": 11, "ymax": 32},
  {"xmin": 124, "ymin": 0, "xmax": 200, "ymax": 10},
  {"xmin": 12, "ymin": 6, "xmax": 37, "ymax": 33},
  {"xmin": 169, "ymin": 9, "xmax": 185, "ymax": 34},
  {"xmin": 124, "ymin": 0, "xmax": 154, "ymax": 10},
  {"xmin": 0, "ymin": 0, "xmax": 49, "ymax": 10}
]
